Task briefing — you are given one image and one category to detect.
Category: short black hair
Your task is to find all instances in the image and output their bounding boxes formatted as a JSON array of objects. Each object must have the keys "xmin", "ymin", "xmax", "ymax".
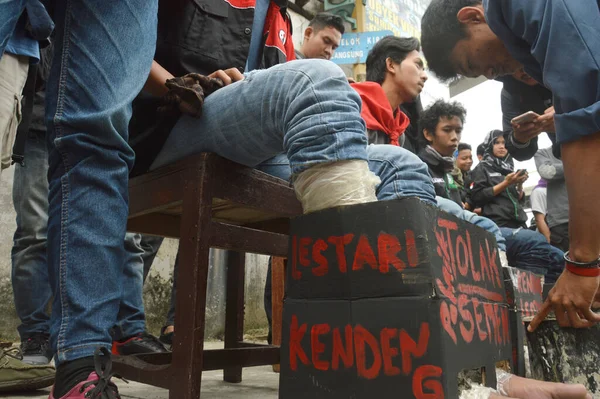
[
  {"xmin": 458, "ymin": 143, "xmax": 471, "ymax": 152},
  {"xmin": 476, "ymin": 143, "xmax": 485, "ymax": 156},
  {"xmin": 421, "ymin": 0, "xmax": 482, "ymax": 82},
  {"xmin": 420, "ymin": 100, "xmax": 467, "ymax": 144},
  {"xmin": 366, "ymin": 36, "xmax": 420, "ymax": 84},
  {"xmin": 309, "ymin": 13, "xmax": 345, "ymax": 35}
]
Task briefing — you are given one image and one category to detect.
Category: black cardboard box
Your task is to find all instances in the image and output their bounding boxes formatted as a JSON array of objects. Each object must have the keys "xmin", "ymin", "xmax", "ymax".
[{"xmin": 280, "ymin": 198, "xmax": 513, "ymax": 398}]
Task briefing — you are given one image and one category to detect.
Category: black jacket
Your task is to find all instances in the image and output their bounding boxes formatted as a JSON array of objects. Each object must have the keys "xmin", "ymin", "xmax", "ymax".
[
  {"xmin": 418, "ymin": 149, "xmax": 463, "ymax": 207},
  {"xmin": 499, "ymin": 76, "xmax": 556, "ymax": 161},
  {"xmin": 469, "ymin": 162, "xmax": 527, "ymax": 228}
]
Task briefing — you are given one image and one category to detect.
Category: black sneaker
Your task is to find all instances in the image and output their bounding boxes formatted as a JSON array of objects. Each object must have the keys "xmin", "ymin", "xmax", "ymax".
[
  {"xmin": 111, "ymin": 332, "xmax": 168, "ymax": 356},
  {"xmin": 158, "ymin": 326, "xmax": 173, "ymax": 350},
  {"xmin": 20, "ymin": 333, "xmax": 53, "ymax": 365}
]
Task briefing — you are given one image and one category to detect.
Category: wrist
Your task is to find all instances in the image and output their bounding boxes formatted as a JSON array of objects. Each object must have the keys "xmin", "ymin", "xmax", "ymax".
[
  {"xmin": 564, "ymin": 251, "xmax": 600, "ymax": 277},
  {"xmin": 511, "ymin": 132, "xmax": 531, "ymax": 147}
]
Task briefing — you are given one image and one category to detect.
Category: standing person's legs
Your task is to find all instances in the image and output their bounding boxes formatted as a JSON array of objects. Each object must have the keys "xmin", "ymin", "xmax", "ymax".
[
  {"xmin": 12, "ymin": 129, "xmax": 53, "ymax": 365},
  {"xmin": 550, "ymin": 222, "xmax": 570, "ymax": 252},
  {"xmin": 44, "ymin": 0, "xmax": 158, "ymax": 397},
  {"xmin": 0, "ymin": 0, "xmax": 26, "ymax": 56},
  {"xmin": 140, "ymin": 235, "xmax": 164, "ymax": 281},
  {"xmin": 0, "ymin": 52, "xmax": 28, "ymax": 176}
]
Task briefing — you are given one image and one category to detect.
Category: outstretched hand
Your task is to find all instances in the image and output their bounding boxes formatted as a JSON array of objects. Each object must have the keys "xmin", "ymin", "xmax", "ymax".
[{"xmin": 528, "ymin": 269, "xmax": 600, "ymax": 332}]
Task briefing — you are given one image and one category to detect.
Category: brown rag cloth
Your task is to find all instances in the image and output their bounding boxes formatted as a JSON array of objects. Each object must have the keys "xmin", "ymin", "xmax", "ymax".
[{"xmin": 159, "ymin": 73, "xmax": 225, "ymax": 118}]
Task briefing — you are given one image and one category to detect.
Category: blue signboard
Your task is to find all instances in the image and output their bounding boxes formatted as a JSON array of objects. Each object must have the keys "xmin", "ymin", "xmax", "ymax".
[{"xmin": 331, "ymin": 30, "xmax": 394, "ymax": 65}]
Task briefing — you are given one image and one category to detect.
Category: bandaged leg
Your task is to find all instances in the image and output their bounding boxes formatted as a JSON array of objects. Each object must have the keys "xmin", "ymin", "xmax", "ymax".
[{"xmin": 293, "ymin": 160, "xmax": 380, "ymax": 214}]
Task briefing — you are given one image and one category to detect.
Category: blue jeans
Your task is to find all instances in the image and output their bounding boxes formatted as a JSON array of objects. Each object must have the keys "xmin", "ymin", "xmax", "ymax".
[
  {"xmin": 12, "ymin": 130, "xmax": 52, "ymax": 339},
  {"xmin": 0, "ymin": 0, "xmax": 25, "ymax": 56},
  {"xmin": 151, "ymin": 60, "xmax": 369, "ymax": 172},
  {"xmin": 500, "ymin": 227, "xmax": 565, "ymax": 283},
  {"xmin": 436, "ymin": 196, "xmax": 507, "ymax": 252},
  {"xmin": 44, "ymin": 0, "xmax": 158, "ymax": 364},
  {"xmin": 12, "ymin": 127, "xmax": 153, "ymax": 344},
  {"xmin": 256, "ymin": 145, "xmax": 438, "ymax": 206}
]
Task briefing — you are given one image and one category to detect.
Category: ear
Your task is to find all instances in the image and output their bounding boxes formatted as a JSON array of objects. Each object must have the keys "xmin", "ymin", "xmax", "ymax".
[
  {"xmin": 423, "ymin": 128, "xmax": 435, "ymax": 143},
  {"xmin": 456, "ymin": 6, "xmax": 486, "ymax": 25},
  {"xmin": 385, "ymin": 57, "xmax": 396, "ymax": 75},
  {"xmin": 304, "ymin": 26, "xmax": 313, "ymax": 40}
]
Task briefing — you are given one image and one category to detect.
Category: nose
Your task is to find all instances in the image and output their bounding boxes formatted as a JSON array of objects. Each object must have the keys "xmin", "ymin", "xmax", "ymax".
[{"xmin": 421, "ymin": 70, "xmax": 428, "ymax": 82}]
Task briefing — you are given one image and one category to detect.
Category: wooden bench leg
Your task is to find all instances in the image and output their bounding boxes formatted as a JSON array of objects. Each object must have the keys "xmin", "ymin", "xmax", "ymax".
[
  {"xmin": 169, "ymin": 167, "xmax": 213, "ymax": 399},
  {"xmin": 271, "ymin": 257, "xmax": 286, "ymax": 372},
  {"xmin": 224, "ymin": 250, "xmax": 246, "ymax": 383}
]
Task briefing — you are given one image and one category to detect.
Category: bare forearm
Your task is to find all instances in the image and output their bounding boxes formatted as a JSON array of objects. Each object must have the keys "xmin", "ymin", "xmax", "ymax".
[
  {"xmin": 562, "ymin": 131, "xmax": 600, "ymax": 262},
  {"xmin": 143, "ymin": 60, "xmax": 174, "ymax": 97},
  {"xmin": 535, "ymin": 214, "xmax": 551, "ymax": 242},
  {"xmin": 493, "ymin": 180, "xmax": 510, "ymax": 196}
]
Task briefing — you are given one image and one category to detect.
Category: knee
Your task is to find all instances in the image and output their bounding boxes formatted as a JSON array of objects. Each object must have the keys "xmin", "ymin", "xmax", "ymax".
[
  {"xmin": 367, "ymin": 145, "xmax": 429, "ymax": 173},
  {"xmin": 290, "ymin": 59, "xmax": 347, "ymax": 82}
]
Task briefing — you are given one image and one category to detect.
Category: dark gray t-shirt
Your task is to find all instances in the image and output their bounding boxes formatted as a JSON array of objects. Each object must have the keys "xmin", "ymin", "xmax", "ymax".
[{"xmin": 534, "ymin": 147, "xmax": 569, "ymax": 227}]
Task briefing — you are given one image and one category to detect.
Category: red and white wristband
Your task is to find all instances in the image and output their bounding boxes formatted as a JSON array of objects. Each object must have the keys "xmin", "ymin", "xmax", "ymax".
[{"xmin": 564, "ymin": 251, "xmax": 600, "ymax": 277}]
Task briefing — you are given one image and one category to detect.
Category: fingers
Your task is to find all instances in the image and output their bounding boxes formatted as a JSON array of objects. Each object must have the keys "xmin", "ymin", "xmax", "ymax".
[
  {"xmin": 528, "ymin": 299, "xmax": 552, "ymax": 332},
  {"xmin": 208, "ymin": 69, "xmax": 244, "ymax": 86},
  {"xmin": 209, "ymin": 70, "xmax": 234, "ymax": 85},
  {"xmin": 544, "ymin": 105, "xmax": 555, "ymax": 114},
  {"xmin": 581, "ymin": 306, "xmax": 600, "ymax": 324}
]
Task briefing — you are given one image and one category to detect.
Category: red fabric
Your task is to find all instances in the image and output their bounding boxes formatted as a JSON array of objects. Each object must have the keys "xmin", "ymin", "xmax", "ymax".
[
  {"xmin": 263, "ymin": 2, "xmax": 295, "ymax": 65},
  {"xmin": 566, "ymin": 264, "xmax": 600, "ymax": 277},
  {"xmin": 351, "ymin": 82, "xmax": 410, "ymax": 146}
]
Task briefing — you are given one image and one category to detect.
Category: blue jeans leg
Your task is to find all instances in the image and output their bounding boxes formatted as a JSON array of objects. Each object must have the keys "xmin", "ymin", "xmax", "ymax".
[
  {"xmin": 436, "ymin": 196, "xmax": 507, "ymax": 252},
  {"xmin": 366, "ymin": 144, "xmax": 436, "ymax": 206},
  {"xmin": 151, "ymin": 59, "xmax": 368, "ymax": 173},
  {"xmin": 500, "ymin": 227, "xmax": 565, "ymax": 283},
  {"xmin": 256, "ymin": 145, "xmax": 437, "ymax": 205},
  {"xmin": 44, "ymin": 0, "xmax": 158, "ymax": 364},
  {"xmin": 0, "ymin": 0, "xmax": 26, "ymax": 56},
  {"xmin": 11, "ymin": 129, "xmax": 51, "ymax": 340},
  {"xmin": 112, "ymin": 233, "xmax": 146, "ymax": 341}
]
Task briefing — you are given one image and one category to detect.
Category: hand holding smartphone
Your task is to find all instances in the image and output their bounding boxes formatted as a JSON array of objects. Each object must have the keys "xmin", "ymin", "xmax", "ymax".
[{"xmin": 511, "ymin": 111, "xmax": 540, "ymax": 125}]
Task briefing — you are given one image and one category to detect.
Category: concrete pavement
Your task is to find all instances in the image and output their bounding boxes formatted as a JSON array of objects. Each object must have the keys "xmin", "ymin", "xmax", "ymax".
[{"xmin": 5, "ymin": 342, "xmax": 280, "ymax": 399}]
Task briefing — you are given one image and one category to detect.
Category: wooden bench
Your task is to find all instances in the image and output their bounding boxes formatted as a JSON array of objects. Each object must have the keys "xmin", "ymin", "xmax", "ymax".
[{"xmin": 112, "ymin": 153, "xmax": 302, "ymax": 399}]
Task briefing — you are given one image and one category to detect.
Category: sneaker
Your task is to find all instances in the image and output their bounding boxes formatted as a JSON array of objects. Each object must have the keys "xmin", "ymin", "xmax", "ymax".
[
  {"xmin": 111, "ymin": 332, "xmax": 167, "ymax": 356},
  {"xmin": 158, "ymin": 326, "xmax": 173, "ymax": 350},
  {"xmin": 21, "ymin": 333, "xmax": 53, "ymax": 365},
  {"xmin": 49, "ymin": 347, "xmax": 121, "ymax": 399},
  {"xmin": 0, "ymin": 347, "xmax": 55, "ymax": 393}
]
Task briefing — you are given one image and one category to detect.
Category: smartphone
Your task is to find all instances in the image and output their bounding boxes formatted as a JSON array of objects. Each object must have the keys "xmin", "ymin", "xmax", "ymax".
[
  {"xmin": 516, "ymin": 169, "xmax": 527, "ymax": 176},
  {"xmin": 511, "ymin": 111, "xmax": 540, "ymax": 125}
]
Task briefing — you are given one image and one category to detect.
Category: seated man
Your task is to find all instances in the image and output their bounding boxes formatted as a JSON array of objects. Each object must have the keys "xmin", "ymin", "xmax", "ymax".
[
  {"xmin": 470, "ymin": 130, "xmax": 564, "ymax": 282},
  {"xmin": 420, "ymin": 0, "xmax": 600, "ymax": 330},
  {"xmin": 417, "ymin": 99, "xmax": 466, "ymax": 207}
]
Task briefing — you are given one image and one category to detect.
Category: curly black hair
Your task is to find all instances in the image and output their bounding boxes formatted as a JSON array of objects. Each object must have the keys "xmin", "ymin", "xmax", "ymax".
[
  {"xmin": 421, "ymin": 0, "xmax": 482, "ymax": 82},
  {"xmin": 420, "ymin": 100, "xmax": 467, "ymax": 144},
  {"xmin": 366, "ymin": 36, "xmax": 421, "ymax": 84}
]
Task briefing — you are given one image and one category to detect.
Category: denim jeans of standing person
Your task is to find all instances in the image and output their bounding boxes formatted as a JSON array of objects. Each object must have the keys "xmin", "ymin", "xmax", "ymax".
[
  {"xmin": 12, "ymin": 125, "xmax": 157, "ymax": 349},
  {"xmin": 500, "ymin": 227, "xmax": 565, "ymax": 283},
  {"xmin": 41, "ymin": 0, "xmax": 158, "ymax": 365},
  {"xmin": 0, "ymin": 0, "xmax": 25, "ymax": 56},
  {"xmin": 12, "ymin": 129, "xmax": 52, "ymax": 340}
]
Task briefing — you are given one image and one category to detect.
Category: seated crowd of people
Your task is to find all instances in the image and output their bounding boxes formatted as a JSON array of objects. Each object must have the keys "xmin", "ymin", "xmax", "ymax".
[{"xmin": 0, "ymin": 0, "xmax": 598, "ymax": 398}]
